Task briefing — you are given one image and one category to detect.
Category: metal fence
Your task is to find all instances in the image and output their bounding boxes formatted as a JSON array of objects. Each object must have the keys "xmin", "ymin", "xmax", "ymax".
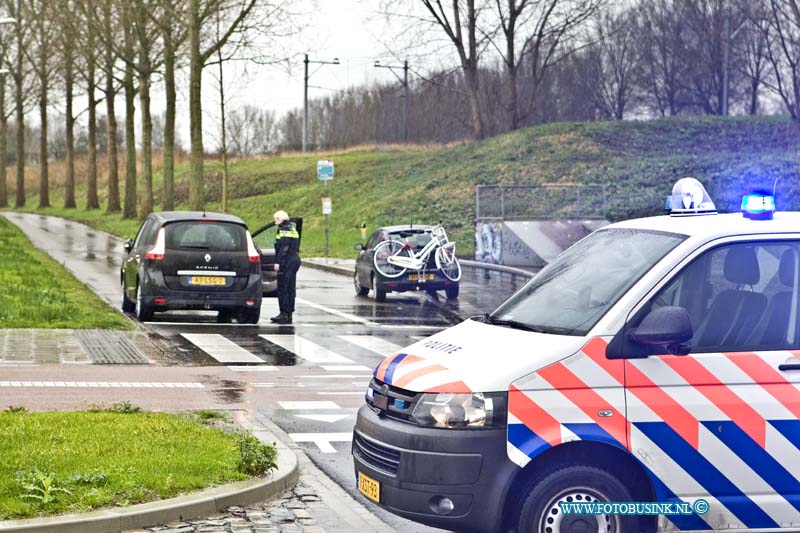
[{"xmin": 476, "ymin": 184, "xmax": 607, "ymax": 221}]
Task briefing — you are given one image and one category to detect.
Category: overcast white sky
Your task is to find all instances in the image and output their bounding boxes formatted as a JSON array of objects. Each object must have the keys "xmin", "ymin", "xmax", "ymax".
[{"xmin": 154, "ymin": 0, "xmax": 430, "ymax": 149}]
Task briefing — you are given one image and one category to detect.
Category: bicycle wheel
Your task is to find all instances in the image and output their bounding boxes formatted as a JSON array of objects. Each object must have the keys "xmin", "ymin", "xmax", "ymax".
[
  {"xmin": 435, "ymin": 245, "xmax": 462, "ymax": 282},
  {"xmin": 373, "ymin": 240, "xmax": 409, "ymax": 278}
]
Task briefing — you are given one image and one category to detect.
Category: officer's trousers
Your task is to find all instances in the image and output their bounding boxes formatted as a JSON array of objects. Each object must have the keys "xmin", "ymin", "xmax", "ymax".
[{"xmin": 277, "ymin": 254, "xmax": 301, "ymax": 314}]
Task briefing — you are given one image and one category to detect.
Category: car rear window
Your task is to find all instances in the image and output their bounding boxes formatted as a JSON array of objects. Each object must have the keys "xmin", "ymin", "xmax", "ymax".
[
  {"xmin": 389, "ymin": 230, "xmax": 431, "ymax": 251},
  {"xmin": 165, "ymin": 221, "xmax": 246, "ymax": 252}
]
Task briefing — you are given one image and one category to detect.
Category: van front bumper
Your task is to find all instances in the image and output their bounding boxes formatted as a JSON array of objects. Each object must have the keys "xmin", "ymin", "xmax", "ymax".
[{"xmin": 352, "ymin": 404, "xmax": 518, "ymax": 533}]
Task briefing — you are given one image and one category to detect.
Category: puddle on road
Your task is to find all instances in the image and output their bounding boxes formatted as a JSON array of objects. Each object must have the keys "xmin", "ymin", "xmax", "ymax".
[{"xmin": 198, "ymin": 375, "xmax": 246, "ymax": 403}]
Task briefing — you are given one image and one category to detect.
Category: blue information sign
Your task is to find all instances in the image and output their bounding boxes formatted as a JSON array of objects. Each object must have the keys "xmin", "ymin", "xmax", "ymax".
[{"xmin": 317, "ymin": 160, "xmax": 334, "ymax": 181}]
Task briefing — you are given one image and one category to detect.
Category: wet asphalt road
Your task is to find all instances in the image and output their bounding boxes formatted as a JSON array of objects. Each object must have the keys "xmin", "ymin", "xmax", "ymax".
[{"xmin": 2, "ymin": 213, "xmax": 528, "ymax": 533}]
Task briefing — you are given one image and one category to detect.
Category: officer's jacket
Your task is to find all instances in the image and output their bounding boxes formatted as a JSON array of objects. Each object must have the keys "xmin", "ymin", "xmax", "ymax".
[{"xmin": 274, "ymin": 221, "xmax": 300, "ymax": 266}]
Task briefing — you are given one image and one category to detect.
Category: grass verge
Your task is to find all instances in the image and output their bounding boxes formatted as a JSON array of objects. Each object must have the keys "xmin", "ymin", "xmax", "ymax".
[
  {"xmin": 0, "ymin": 217, "xmax": 132, "ymax": 329},
  {"xmin": 0, "ymin": 407, "xmax": 276, "ymax": 520}
]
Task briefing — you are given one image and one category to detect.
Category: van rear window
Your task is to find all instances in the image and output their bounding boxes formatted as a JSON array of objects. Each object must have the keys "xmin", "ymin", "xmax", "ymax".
[{"xmin": 165, "ymin": 221, "xmax": 246, "ymax": 252}]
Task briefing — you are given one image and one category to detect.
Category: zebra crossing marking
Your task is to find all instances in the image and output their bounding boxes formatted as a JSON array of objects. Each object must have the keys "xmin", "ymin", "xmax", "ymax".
[
  {"xmin": 260, "ymin": 335, "xmax": 354, "ymax": 364},
  {"xmin": 337, "ymin": 335, "xmax": 404, "ymax": 356},
  {"xmin": 181, "ymin": 333, "xmax": 264, "ymax": 364}
]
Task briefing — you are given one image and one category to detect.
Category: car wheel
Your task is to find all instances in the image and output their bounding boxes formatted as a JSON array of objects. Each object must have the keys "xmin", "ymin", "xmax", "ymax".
[
  {"xmin": 375, "ymin": 284, "xmax": 387, "ymax": 302},
  {"xmin": 514, "ymin": 465, "xmax": 641, "ymax": 533},
  {"xmin": 122, "ymin": 290, "xmax": 135, "ymax": 313},
  {"xmin": 239, "ymin": 307, "xmax": 261, "ymax": 324},
  {"xmin": 425, "ymin": 288, "xmax": 439, "ymax": 298},
  {"xmin": 354, "ymin": 271, "xmax": 369, "ymax": 296},
  {"xmin": 135, "ymin": 283, "xmax": 154, "ymax": 322},
  {"xmin": 445, "ymin": 285, "xmax": 459, "ymax": 300},
  {"xmin": 218, "ymin": 310, "xmax": 235, "ymax": 323}
]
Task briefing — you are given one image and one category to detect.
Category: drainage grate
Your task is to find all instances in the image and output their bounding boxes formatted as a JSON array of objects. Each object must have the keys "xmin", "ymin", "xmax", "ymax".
[{"xmin": 74, "ymin": 330, "xmax": 149, "ymax": 364}]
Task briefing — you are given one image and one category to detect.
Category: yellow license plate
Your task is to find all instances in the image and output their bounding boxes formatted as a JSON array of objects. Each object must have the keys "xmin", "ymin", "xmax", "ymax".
[
  {"xmin": 358, "ymin": 471, "xmax": 380, "ymax": 503},
  {"xmin": 190, "ymin": 276, "xmax": 226, "ymax": 286},
  {"xmin": 409, "ymin": 273, "xmax": 435, "ymax": 281}
]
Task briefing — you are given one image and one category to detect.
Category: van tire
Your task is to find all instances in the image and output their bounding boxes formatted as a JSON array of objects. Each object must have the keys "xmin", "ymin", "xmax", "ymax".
[
  {"xmin": 445, "ymin": 285, "xmax": 459, "ymax": 300},
  {"xmin": 514, "ymin": 465, "xmax": 641, "ymax": 533}
]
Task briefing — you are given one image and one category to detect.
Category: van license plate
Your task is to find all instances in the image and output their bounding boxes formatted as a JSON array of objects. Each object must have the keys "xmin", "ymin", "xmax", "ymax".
[
  {"xmin": 190, "ymin": 276, "xmax": 226, "ymax": 286},
  {"xmin": 358, "ymin": 471, "xmax": 380, "ymax": 502},
  {"xmin": 409, "ymin": 274, "xmax": 434, "ymax": 281}
]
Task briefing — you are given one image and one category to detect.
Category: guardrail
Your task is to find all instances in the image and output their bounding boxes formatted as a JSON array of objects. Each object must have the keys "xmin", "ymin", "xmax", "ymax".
[{"xmin": 460, "ymin": 259, "xmax": 535, "ymax": 279}]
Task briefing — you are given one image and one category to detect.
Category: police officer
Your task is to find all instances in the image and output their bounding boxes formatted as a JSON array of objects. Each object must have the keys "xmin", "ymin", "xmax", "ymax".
[{"xmin": 271, "ymin": 210, "xmax": 300, "ymax": 324}]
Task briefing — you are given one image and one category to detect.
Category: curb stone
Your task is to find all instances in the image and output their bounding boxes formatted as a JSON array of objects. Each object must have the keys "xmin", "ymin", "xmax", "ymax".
[{"xmin": 0, "ymin": 424, "xmax": 299, "ymax": 533}]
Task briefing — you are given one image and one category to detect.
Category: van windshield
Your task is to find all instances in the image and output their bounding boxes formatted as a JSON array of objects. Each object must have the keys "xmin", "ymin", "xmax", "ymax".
[{"xmin": 491, "ymin": 228, "xmax": 685, "ymax": 336}]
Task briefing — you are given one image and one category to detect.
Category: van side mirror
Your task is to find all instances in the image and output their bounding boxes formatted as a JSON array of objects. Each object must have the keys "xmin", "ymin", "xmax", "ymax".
[
  {"xmin": 628, "ymin": 306, "xmax": 693, "ymax": 356},
  {"xmin": 124, "ymin": 239, "xmax": 133, "ymax": 253},
  {"xmin": 354, "ymin": 243, "xmax": 364, "ymax": 251}
]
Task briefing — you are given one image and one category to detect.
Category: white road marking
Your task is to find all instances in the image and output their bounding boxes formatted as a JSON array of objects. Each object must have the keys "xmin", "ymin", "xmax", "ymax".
[
  {"xmin": 253, "ymin": 383, "xmax": 305, "ymax": 388},
  {"xmin": 294, "ymin": 414, "xmax": 351, "ymax": 423},
  {"xmin": 0, "ymin": 381, "xmax": 203, "ymax": 388},
  {"xmin": 320, "ymin": 365, "xmax": 372, "ymax": 372},
  {"xmin": 181, "ymin": 333, "xmax": 264, "ymax": 364},
  {"xmin": 338, "ymin": 335, "xmax": 404, "ymax": 356},
  {"xmin": 226, "ymin": 365, "xmax": 278, "ymax": 372},
  {"xmin": 296, "ymin": 297, "xmax": 378, "ymax": 326},
  {"xmin": 318, "ymin": 392, "xmax": 365, "ymax": 396},
  {"xmin": 260, "ymin": 335, "xmax": 355, "ymax": 364},
  {"xmin": 278, "ymin": 401, "xmax": 341, "ymax": 410},
  {"xmin": 289, "ymin": 432, "xmax": 353, "ymax": 453}
]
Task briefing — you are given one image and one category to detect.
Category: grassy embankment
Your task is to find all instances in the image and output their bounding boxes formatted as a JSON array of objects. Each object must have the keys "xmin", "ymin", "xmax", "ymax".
[
  {"xmin": 0, "ymin": 217, "xmax": 131, "ymax": 329},
  {"xmin": 4, "ymin": 115, "xmax": 800, "ymax": 258},
  {"xmin": 0, "ymin": 407, "xmax": 276, "ymax": 519}
]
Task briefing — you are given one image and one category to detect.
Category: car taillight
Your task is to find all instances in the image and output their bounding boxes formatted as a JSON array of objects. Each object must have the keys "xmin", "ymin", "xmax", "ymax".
[
  {"xmin": 145, "ymin": 228, "xmax": 166, "ymax": 260},
  {"xmin": 246, "ymin": 231, "xmax": 260, "ymax": 263}
]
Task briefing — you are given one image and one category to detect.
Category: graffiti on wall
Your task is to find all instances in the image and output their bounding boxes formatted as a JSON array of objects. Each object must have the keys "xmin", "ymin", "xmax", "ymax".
[{"xmin": 475, "ymin": 222, "xmax": 503, "ymax": 264}]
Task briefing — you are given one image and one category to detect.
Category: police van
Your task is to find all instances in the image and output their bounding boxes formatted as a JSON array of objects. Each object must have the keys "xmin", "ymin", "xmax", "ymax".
[{"xmin": 352, "ymin": 178, "xmax": 800, "ymax": 533}]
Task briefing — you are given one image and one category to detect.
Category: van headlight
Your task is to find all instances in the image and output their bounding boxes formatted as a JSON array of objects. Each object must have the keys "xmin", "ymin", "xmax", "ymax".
[{"xmin": 411, "ymin": 392, "xmax": 507, "ymax": 429}]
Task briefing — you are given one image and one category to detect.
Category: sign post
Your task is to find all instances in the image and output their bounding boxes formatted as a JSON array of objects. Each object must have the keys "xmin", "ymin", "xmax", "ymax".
[{"xmin": 317, "ymin": 160, "xmax": 334, "ymax": 259}]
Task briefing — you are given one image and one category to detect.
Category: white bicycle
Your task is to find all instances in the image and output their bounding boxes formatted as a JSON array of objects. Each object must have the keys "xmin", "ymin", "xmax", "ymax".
[{"xmin": 373, "ymin": 225, "xmax": 462, "ymax": 282}]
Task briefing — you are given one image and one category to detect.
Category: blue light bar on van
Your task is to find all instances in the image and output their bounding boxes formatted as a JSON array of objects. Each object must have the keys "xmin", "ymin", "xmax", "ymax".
[{"xmin": 741, "ymin": 193, "xmax": 775, "ymax": 220}]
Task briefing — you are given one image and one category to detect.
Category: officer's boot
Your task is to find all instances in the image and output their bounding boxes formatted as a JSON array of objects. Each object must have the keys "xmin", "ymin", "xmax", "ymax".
[
  {"xmin": 271, "ymin": 312, "xmax": 286, "ymax": 323},
  {"xmin": 274, "ymin": 313, "xmax": 292, "ymax": 325}
]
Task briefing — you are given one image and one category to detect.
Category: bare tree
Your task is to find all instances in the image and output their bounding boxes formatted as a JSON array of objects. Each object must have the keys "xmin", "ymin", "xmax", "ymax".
[
  {"xmin": 418, "ymin": 0, "xmax": 487, "ymax": 138},
  {"xmin": 637, "ymin": 0, "xmax": 690, "ymax": 116},
  {"xmin": 187, "ymin": 0, "xmax": 256, "ymax": 211},
  {"xmin": 590, "ymin": 8, "xmax": 641, "ymax": 119},
  {"xmin": 56, "ymin": 0, "xmax": 79, "ymax": 209},
  {"xmin": 491, "ymin": 0, "xmax": 602, "ymax": 129},
  {"xmin": 763, "ymin": 0, "xmax": 800, "ymax": 119},
  {"xmin": 5, "ymin": 0, "xmax": 29, "ymax": 207},
  {"xmin": 24, "ymin": 0, "xmax": 57, "ymax": 208},
  {"xmin": 100, "ymin": 0, "xmax": 120, "ymax": 212},
  {"xmin": 736, "ymin": 0, "xmax": 770, "ymax": 115},
  {"xmin": 122, "ymin": 2, "xmax": 137, "ymax": 219},
  {"xmin": 0, "ymin": 19, "xmax": 13, "ymax": 207}
]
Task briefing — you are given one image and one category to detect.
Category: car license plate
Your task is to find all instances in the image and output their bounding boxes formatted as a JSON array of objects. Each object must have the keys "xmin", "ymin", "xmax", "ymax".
[
  {"xmin": 358, "ymin": 471, "xmax": 380, "ymax": 503},
  {"xmin": 190, "ymin": 276, "xmax": 226, "ymax": 286},
  {"xmin": 409, "ymin": 273, "xmax": 435, "ymax": 281}
]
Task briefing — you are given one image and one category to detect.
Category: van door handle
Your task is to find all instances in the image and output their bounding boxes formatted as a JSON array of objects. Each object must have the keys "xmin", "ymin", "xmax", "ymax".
[{"xmin": 779, "ymin": 361, "xmax": 800, "ymax": 371}]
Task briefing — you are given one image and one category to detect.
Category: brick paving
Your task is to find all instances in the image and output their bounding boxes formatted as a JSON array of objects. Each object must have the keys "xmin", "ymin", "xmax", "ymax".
[
  {"xmin": 0, "ymin": 329, "xmax": 179, "ymax": 365},
  {"xmin": 125, "ymin": 483, "xmax": 331, "ymax": 533}
]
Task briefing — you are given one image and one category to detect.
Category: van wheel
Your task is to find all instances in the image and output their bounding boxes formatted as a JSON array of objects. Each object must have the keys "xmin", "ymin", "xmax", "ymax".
[
  {"xmin": 239, "ymin": 307, "xmax": 261, "ymax": 324},
  {"xmin": 135, "ymin": 284, "xmax": 154, "ymax": 322},
  {"xmin": 515, "ymin": 465, "xmax": 640, "ymax": 533}
]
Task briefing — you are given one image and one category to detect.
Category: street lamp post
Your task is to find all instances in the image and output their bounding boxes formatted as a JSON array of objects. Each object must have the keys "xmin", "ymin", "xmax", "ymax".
[
  {"xmin": 374, "ymin": 59, "xmax": 409, "ymax": 142},
  {"xmin": 303, "ymin": 54, "xmax": 339, "ymax": 152}
]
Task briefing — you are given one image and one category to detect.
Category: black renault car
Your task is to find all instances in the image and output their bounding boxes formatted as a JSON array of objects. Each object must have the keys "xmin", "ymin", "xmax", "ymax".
[
  {"xmin": 121, "ymin": 211, "xmax": 263, "ymax": 323},
  {"xmin": 354, "ymin": 225, "xmax": 459, "ymax": 302}
]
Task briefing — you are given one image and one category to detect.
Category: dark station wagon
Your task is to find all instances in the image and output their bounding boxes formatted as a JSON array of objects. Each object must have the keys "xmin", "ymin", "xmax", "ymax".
[{"xmin": 120, "ymin": 211, "xmax": 281, "ymax": 323}]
